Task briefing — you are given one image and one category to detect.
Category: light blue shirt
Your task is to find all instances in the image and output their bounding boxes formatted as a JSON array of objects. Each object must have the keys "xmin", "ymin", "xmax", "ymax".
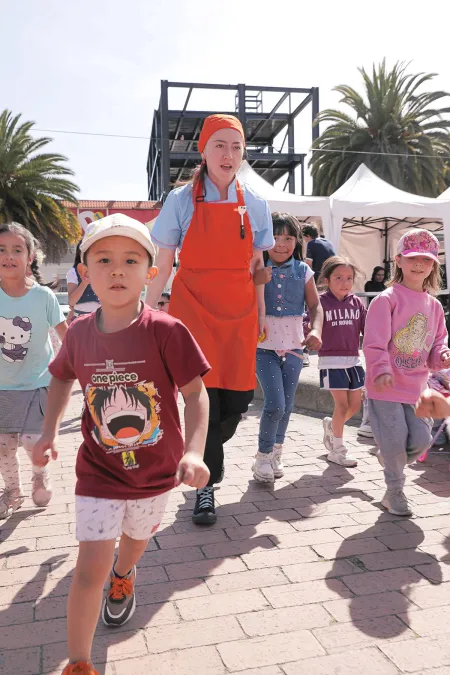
[
  {"xmin": 0, "ymin": 284, "xmax": 65, "ymax": 390},
  {"xmin": 151, "ymin": 175, "xmax": 274, "ymax": 251}
]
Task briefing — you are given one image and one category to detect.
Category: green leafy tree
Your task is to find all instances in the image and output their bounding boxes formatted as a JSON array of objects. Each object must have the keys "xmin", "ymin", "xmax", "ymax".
[
  {"xmin": 0, "ymin": 110, "xmax": 81, "ymax": 261},
  {"xmin": 310, "ymin": 61, "xmax": 450, "ymax": 197}
]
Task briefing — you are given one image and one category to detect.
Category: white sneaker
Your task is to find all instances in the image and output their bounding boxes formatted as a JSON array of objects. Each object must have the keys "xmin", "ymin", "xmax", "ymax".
[
  {"xmin": 0, "ymin": 489, "xmax": 25, "ymax": 519},
  {"xmin": 302, "ymin": 352, "xmax": 310, "ymax": 366},
  {"xmin": 381, "ymin": 489, "xmax": 412, "ymax": 516},
  {"xmin": 327, "ymin": 444, "xmax": 358, "ymax": 468},
  {"xmin": 32, "ymin": 470, "xmax": 52, "ymax": 507},
  {"xmin": 322, "ymin": 417, "xmax": 333, "ymax": 452},
  {"xmin": 357, "ymin": 424, "xmax": 374, "ymax": 438},
  {"xmin": 252, "ymin": 451, "xmax": 275, "ymax": 483},
  {"xmin": 272, "ymin": 444, "xmax": 284, "ymax": 478}
]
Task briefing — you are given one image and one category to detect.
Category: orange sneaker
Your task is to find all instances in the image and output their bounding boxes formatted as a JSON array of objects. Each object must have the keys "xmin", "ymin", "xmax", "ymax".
[
  {"xmin": 62, "ymin": 662, "xmax": 99, "ymax": 675},
  {"xmin": 102, "ymin": 565, "xmax": 136, "ymax": 627}
]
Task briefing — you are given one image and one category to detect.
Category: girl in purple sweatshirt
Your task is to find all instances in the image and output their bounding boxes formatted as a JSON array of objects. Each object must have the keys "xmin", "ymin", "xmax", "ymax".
[
  {"xmin": 318, "ymin": 257, "xmax": 367, "ymax": 468},
  {"xmin": 363, "ymin": 229, "xmax": 450, "ymax": 517}
]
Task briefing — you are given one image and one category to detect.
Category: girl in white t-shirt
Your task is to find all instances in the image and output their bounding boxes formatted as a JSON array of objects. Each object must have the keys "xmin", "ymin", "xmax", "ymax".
[
  {"xmin": 253, "ymin": 213, "xmax": 323, "ymax": 482},
  {"xmin": 67, "ymin": 241, "xmax": 101, "ymax": 319}
]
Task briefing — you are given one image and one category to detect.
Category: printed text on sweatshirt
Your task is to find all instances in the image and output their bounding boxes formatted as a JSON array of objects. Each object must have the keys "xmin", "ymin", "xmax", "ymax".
[
  {"xmin": 363, "ymin": 284, "xmax": 448, "ymax": 404},
  {"xmin": 318, "ymin": 291, "xmax": 367, "ymax": 357}
]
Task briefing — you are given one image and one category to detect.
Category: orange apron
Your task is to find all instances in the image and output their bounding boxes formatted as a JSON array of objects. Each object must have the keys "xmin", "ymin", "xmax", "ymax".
[{"xmin": 169, "ymin": 179, "xmax": 258, "ymax": 390}]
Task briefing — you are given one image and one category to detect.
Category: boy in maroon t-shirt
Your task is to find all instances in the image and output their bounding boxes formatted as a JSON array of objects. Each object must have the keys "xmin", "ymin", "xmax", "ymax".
[{"xmin": 33, "ymin": 214, "xmax": 211, "ymax": 675}]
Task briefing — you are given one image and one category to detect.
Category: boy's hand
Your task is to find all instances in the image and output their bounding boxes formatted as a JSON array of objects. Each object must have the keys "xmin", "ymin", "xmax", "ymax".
[
  {"xmin": 441, "ymin": 350, "xmax": 450, "ymax": 368},
  {"xmin": 374, "ymin": 374, "xmax": 393, "ymax": 391},
  {"xmin": 416, "ymin": 389, "xmax": 450, "ymax": 419},
  {"xmin": 32, "ymin": 434, "xmax": 58, "ymax": 467},
  {"xmin": 175, "ymin": 452, "xmax": 210, "ymax": 488},
  {"xmin": 303, "ymin": 329, "xmax": 322, "ymax": 351},
  {"xmin": 253, "ymin": 267, "xmax": 272, "ymax": 286}
]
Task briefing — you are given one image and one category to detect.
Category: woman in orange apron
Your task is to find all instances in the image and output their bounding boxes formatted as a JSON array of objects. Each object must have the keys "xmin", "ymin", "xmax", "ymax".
[{"xmin": 147, "ymin": 115, "xmax": 274, "ymax": 524}]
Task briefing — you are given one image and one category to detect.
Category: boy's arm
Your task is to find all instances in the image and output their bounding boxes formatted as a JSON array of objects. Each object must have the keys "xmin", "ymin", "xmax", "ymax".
[
  {"xmin": 176, "ymin": 375, "xmax": 210, "ymax": 488},
  {"xmin": 32, "ymin": 376, "xmax": 75, "ymax": 466},
  {"xmin": 145, "ymin": 248, "xmax": 175, "ymax": 308}
]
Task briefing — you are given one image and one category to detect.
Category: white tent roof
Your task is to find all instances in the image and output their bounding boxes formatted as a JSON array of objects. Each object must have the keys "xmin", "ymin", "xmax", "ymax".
[
  {"xmin": 329, "ymin": 164, "xmax": 450, "ymax": 290},
  {"xmin": 438, "ymin": 186, "xmax": 450, "ymax": 200},
  {"xmin": 237, "ymin": 161, "xmax": 331, "ymax": 235}
]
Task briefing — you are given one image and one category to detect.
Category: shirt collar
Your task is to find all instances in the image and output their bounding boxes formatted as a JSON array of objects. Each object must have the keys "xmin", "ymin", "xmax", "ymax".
[
  {"xmin": 204, "ymin": 174, "xmax": 237, "ymax": 201},
  {"xmin": 267, "ymin": 256, "xmax": 295, "ymax": 270}
]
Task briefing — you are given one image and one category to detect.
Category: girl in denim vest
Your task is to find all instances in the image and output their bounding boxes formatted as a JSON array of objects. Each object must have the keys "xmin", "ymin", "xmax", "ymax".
[{"xmin": 253, "ymin": 214, "xmax": 323, "ymax": 482}]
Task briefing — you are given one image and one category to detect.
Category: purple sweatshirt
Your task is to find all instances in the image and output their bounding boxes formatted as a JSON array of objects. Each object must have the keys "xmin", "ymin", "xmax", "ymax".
[{"xmin": 319, "ymin": 291, "xmax": 367, "ymax": 357}]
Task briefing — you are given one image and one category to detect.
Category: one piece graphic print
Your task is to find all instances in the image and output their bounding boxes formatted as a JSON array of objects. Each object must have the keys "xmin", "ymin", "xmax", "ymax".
[
  {"xmin": 0, "ymin": 316, "xmax": 32, "ymax": 363},
  {"xmin": 393, "ymin": 312, "xmax": 433, "ymax": 369},
  {"xmin": 86, "ymin": 382, "xmax": 163, "ymax": 453}
]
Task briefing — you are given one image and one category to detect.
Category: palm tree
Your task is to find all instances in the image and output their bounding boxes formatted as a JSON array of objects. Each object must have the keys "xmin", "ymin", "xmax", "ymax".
[
  {"xmin": 310, "ymin": 61, "xmax": 450, "ymax": 197},
  {"xmin": 0, "ymin": 110, "xmax": 81, "ymax": 261}
]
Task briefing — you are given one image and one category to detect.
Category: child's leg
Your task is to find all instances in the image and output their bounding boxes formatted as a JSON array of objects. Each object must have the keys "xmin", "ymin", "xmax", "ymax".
[
  {"xmin": 256, "ymin": 350, "xmax": 285, "ymax": 453},
  {"xmin": 0, "ymin": 434, "xmax": 22, "ymax": 493},
  {"xmin": 275, "ymin": 352, "xmax": 303, "ymax": 446},
  {"xmin": 346, "ymin": 389, "xmax": 363, "ymax": 422},
  {"xmin": 367, "ymin": 399, "xmax": 408, "ymax": 490},
  {"xmin": 403, "ymin": 405, "xmax": 432, "ymax": 463},
  {"xmin": 330, "ymin": 390, "xmax": 351, "ymax": 439},
  {"xmin": 67, "ymin": 539, "xmax": 116, "ymax": 663}
]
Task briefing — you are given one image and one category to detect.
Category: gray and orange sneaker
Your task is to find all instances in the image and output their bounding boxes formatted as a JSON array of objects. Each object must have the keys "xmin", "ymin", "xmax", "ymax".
[
  {"xmin": 102, "ymin": 566, "xmax": 136, "ymax": 627},
  {"xmin": 62, "ymin": 661, "xmax": 99, "ymax": 674}
]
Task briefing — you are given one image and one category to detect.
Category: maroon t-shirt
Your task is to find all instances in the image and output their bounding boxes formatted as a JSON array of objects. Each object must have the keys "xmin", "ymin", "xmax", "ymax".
[{"xmin": 49, "ymin": 305, "xmax": 210, "ymax": 499}]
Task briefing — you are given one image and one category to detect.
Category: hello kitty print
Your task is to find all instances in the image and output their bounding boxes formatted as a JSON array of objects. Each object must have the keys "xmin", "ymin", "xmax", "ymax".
[{"xmin": 0, "ymin": 316, "xmax": 32, "ymax": 363}]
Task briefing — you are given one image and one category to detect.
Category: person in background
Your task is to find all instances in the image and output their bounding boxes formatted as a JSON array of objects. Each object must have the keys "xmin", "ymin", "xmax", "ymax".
[
  {"xmin": 302, "ymin": 223, "xmax": 336, "ymax": 281},
  {"xmin": 67, "ymin": 241, "xmax": 101, "ymax": 320},
  {"xmin": 158, "ymin": 292, "xmax": 171, "ymax": 313},
  {"xmin": 364, "ymin": 266, "xmax": 386, "ymax": 304}
]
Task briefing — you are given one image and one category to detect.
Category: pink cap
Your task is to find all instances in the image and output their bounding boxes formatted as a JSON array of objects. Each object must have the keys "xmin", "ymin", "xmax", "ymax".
[{"xmin": 397, "ymin": 229, "xmax": 440, "ymax": 264}]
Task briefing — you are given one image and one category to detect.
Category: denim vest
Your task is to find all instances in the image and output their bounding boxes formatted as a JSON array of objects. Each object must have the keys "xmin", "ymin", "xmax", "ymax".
[
  {"xmin": 75, "ymin": 268, "xmax": 100, "ymax": 305},
  {"xmin": 265, "ymin": 257, "xmax": 307, "ymax": 317}
]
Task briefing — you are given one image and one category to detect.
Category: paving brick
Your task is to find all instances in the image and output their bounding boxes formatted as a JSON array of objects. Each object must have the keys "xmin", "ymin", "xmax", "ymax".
[
  {"xmin": 224, "ymin": 521, "xmax": 297, "ymax": 540},
  {"xmin": 137, "ymin": 579, "xmax": 211, "ymax": 604},
  {"xmin": 324, "ymin": 590, "xmax": 415, "ymax": 622},
  {"xmin": 377, "ymin": 529, "xmax": 447, "ymax": 549},
  {"xmin": 165, "ymin": 556, "xmax": 246, "ymax": 581},
  {"xmin": 313, "ymin": 615, "xmax": 413, "ymax": 650},
  {"xmin": 114, "ymin": 645, "xmax": 226, "ymax": 674},
  {"xmin": 201, "ymin": 536, "xmax": 276, "ymax": 558},
  {"xmin": 0, "ymin": 646, "xmax": 41, "ymax": 675},
  {"xmin": 263, "ymin": 578, "xmax": 352, "ymax": 608},
  {"xmin": 357, "ymin": 548, "xmax": 436, "ymax": 570},
  {"xmin": 282, "ymin": 646, "xmax": 399, "ymax": 674},
  {"xmin": 399, "ymin": 606, "xmax": 450, "ymax": 637},
  {"xmin": 217, "ymin": 629, "xmax": 325, "ymax": 670},
  {"xmin": 177, "ymin": 589, "xmax": 269, "ymax": 620},
  {"xmin": 0, "ymin": 616, "xmax": 66, "ymax": 649},
  {"xmin": 155, "ymin": 530, "xmax": 227, "ymax": 549},
  {"xmin": 0, "ymin": 601, "xmax": 34, "ymax": 626},
  {"xmin": 380, "ymin": 634, "xmax": 450, "ymax": 672},
  {"xmin": 238, "ymin": 604, "xmax": 331, "ymax": 636},
  {"xmin": 282, "ymin": 559, "xmax": 361, "ymax": 583},
  {"xmin": 312, "ymin": 537, "xmax": 388, "ymax": 559},
  {"xmin": 290, "ymin": 514, "xmax": 357, "ymax": 531},
  {"xmin": 206, "ymin": 567, "xmax": 287, "ymax": 594},
  {"xmin": 340, "ymin": 567, "xmax": 424, "ymax": 595},
  {"xmin": 139, "ymin": 546, "xmax": 204, "ymax": 568},
  {"xmin": 241, "ymin": 545, "xmax": 319, "ymax": 569},
  {"xmin": 233, "ymin": 508, "xmax": 303, "ymax": 526},
  {"xmin": 406, "ymin": 580, "xmax": 450, "ymax": 609},
  {"xmin": 145, "ymin": 615, "xmax": 244, "ymax": 653}
]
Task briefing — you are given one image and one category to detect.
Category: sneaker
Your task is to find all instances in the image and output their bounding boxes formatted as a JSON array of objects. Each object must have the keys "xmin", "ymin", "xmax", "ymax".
[
  {"xmin": 302, "ymin": 352, "xmax": 310, "ymax": 366},
  {"xmin": 381, "ymin": 489, "xmax": 412, "ymax": 516},
  {"xmin": 0, "ymin": 488, "xmax": 25, "ymax": 519},
  {"xmin": 32, "ymin": 469, "xmax": 52, "ymax": 507},
  {"xmin": 252, "ymin": 451, "xmax": 275, "ymax": 483},
  {"xmin": 62, "ymin": 662, "xmax": 99, "ymax": 675},
  {"xmin": 327, "ymin": 445, "xmax": 358, "ymax": 468},
  {"xmin": 357, "ymin": 424, "xmax": 374, "ymax": 439},
  {"xmin": 102, "ymin": 566, "xmax": 136, "ymax": 627},
  {"xmin": 272, "ymin": 443, "xmax": 284, "ymax": 479},
  {"xmin": 192, "ymin": 486, "xmax": 216, "ymax": 524},
  {"xmin": 322, "ymin": 417, "xmax": 333, "ymax": 452}
]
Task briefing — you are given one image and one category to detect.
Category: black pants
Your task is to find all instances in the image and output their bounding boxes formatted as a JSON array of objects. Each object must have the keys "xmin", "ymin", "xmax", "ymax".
[{"xmin": 205, "ymin": 388, "xmax": 254, "ymax": 486}]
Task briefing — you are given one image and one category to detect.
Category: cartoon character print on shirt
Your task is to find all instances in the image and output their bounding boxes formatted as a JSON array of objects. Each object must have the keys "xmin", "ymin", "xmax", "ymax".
[
  {"xmin": 393, "ymin": 312, "xmax": 433, "ymax": 369},
  {"xmin": 0, "ymin": 316, "xmax": 32, "ymax": 363},
  {"xmin": 85, "ymin": 381, "xmax": 163, "ymax": 465}
]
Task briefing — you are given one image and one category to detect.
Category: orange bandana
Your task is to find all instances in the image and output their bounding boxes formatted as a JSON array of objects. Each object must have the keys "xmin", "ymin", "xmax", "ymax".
[{"xmin": 198, "ymin": 114, "xmax": 245, "ymax": 153}]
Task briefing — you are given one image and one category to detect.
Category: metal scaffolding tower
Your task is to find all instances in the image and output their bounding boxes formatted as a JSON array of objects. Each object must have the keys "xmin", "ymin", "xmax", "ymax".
[{"xmin": 147, "ymin": 80, "xmax": 320, "ymax": 201}]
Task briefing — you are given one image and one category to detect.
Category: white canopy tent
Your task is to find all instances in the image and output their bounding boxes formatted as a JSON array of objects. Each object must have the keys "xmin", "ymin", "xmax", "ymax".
[
  {"xmin": 238, "ymin": 161, "xmax": 331, "ymax": 235},
  {"xmin": 329, "ymin": 164, "xmax": 450, "ymax": 290}
]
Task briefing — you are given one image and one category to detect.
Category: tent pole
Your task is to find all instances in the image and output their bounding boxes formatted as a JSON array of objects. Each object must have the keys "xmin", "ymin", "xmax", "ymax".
[{"xmin": 383, "ymin": 218, "xmax": 390, "ymax": 279}]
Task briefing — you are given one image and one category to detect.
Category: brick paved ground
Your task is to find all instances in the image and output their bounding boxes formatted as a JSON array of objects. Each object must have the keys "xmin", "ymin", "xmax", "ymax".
[{"xmin": 2, "ymin": 386, "xmax": 450, "ymax": 675}]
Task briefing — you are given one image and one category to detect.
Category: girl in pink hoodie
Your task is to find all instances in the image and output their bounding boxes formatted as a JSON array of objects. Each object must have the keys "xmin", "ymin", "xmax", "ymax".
[{"xmin": 363, "ymin": 229, "xmax": 450, "ymax": 517}]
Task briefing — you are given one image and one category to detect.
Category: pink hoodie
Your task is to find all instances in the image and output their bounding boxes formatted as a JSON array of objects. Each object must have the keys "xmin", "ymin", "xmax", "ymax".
[{"xmin": 363, "ymin": 283, "xmax": 448, "ymax": 404}]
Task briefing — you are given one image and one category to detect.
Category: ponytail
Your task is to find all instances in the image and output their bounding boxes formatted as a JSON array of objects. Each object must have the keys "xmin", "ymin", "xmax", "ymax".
[
  {"xmin": 30, "ymin": 257, "xmax": 45, "ymax": 285},
  {"xmin": 191, "ymin": 161, "xmax": 207, "ymax": 196}
]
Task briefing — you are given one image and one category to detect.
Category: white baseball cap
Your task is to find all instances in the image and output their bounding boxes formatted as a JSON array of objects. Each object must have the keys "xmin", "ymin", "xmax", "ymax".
[{"xmin": 80, "ymin": 213, "xmax": 156, "ymax": 262}]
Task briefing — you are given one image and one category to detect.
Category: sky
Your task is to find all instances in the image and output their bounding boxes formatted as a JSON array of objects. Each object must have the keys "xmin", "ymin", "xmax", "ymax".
[{"xmin": 2, "ymin": 0, "xmax": 450, "ymax": 200}]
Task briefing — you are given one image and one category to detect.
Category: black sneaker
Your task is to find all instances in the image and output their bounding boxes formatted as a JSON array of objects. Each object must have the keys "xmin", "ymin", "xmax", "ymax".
[
  {"xmin": 192, "ymin": 486, "xmax": 216, "ymax": 524},
  {"xmin": 102, "ymin": 566, "xmax": 136, "ymax": 627}
]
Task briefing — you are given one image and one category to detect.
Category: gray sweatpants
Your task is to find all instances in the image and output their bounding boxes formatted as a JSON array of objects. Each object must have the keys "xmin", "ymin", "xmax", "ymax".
[{"xmin": 368, "ymin": 399, "xmax": 432, "ymax": 490}]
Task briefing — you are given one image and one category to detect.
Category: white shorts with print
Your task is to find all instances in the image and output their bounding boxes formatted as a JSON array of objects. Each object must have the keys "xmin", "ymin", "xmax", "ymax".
[{"xmin": 75, "ymin": 491, "xmax": 170, "ymax": 542}]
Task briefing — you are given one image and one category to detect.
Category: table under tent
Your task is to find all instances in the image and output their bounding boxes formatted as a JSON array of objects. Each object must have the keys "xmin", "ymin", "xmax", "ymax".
[{"xmin": 327, "ymin": 164, "xmax": 450, "ymax": 294}]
